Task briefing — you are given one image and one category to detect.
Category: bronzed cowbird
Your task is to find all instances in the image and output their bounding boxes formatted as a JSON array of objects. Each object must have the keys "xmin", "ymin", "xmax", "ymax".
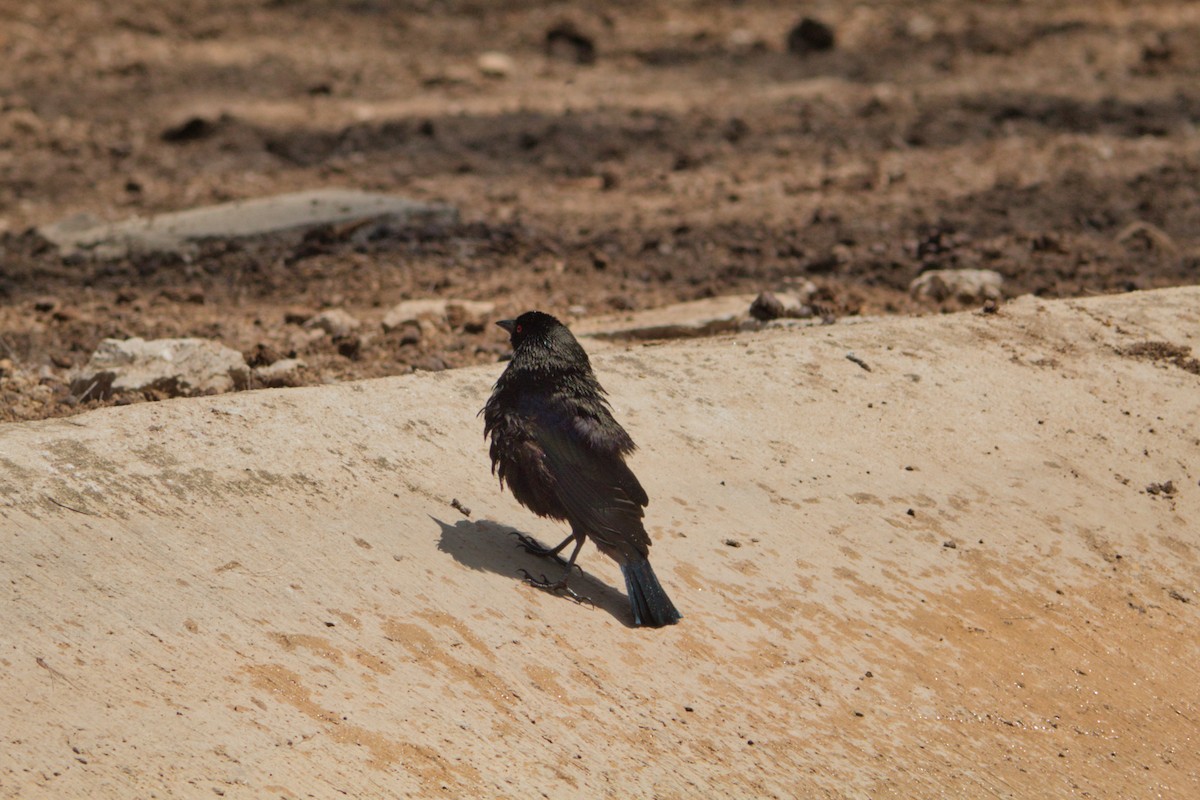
[{"xmin": 482, "ymin": 311, "xmax": 682, "ymax": 627}]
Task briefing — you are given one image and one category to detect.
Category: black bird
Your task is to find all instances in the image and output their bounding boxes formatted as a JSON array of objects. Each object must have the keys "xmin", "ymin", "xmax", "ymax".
[{"xmin": 482, "ymin": 311, "xmax": 682, "ymax": 627}]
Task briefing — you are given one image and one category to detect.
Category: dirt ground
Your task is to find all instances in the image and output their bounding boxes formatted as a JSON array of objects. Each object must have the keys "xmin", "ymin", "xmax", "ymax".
[{"xmin": 1, "ymin": 0, "xmax": 1199, "ymax": 425}]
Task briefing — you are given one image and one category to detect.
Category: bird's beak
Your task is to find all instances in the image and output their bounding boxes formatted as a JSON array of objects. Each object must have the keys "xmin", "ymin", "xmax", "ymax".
[{"xmin": 496, "ymin": 319, "xmax": 516, "ymax": 333}]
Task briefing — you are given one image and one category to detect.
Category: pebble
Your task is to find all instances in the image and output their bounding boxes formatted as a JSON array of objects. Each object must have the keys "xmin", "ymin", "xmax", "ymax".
[
  {"xmin": 787, "ymin": 18, "xmax": 836, "ymax": 55},
  {"xmin": 304, "ymin": 309, "xmax": 362, "ymax": 338},
  {"xmin": 478, "ymin": 52, "xmax": 515, "ymax": 78},
  {"xmin": 545, "ymin": 23, "xmax": 596, "ymax": 64}
]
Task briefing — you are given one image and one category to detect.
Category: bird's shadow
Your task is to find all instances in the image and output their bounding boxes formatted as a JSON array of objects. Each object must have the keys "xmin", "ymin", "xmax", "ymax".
[{"xmin": 432, "ymin": 516, "xmax": 635, "ymax": 627}]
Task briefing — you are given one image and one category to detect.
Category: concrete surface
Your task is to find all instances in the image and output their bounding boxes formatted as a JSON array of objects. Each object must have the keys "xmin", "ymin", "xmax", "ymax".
[
  {"xmin": 38, "ymin": 189, "xmax": 458, "ymax": 259},
  {"xmin": 2, "ymin": 289, "xmax": 1199, "ymax": 798}
]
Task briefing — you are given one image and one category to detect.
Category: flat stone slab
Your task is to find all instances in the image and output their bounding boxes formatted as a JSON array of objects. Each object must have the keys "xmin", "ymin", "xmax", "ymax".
[
  {"xmin": 39, "ymin": 189, "xmax": 458, "ymax": 259},
  {"xmin": 574, "ymin": 294, "xmax": 758, "ymax": 340}
]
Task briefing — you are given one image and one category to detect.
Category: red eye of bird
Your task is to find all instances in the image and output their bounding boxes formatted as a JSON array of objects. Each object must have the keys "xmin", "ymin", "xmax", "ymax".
[{"xmin": 515, "ymin": 324, "xmax": 523, "ymax": 334}]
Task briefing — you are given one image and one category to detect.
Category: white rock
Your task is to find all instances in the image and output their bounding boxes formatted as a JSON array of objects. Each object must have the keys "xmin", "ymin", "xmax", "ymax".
[
  {"xmin": 305, "ymin": 309, "xmax": 361, "ymax": 338},
  {"xmin": 727, "ymin": 28, "xmax": 761, "ymax": 51},
  {"xmin": 382, "ymin": 299, "xmax": 447, "ymax": 331},
  {"xmin": 910, "ymin": 269, "xmax": 1004, "ymax": 303},
  {"xmin": 253, "ymin": 358, "xmax": 307, "ymax": 388},
  {"xmin": 784, "ymin": 278, "xmax": 820, "ymax": 302},
  {"xmin": 382, "ymin": 299, "xmax": 495, "ymax": 332},
  {"xmin": 477, "ymin": 52, "xmax": 515, "ymax": 78},
  {"xmin": 445, "ymin": 300, "xmax": 496, "ymax": 331},
  {"xmin": 70, "ymin": 338, "xmax": 250, "ymax": 400}
]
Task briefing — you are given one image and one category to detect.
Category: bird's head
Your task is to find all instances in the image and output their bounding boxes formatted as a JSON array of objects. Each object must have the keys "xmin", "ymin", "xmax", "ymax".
[
  {"xmin": 496, "ymin": 310, "xmax": 567, "ymax": 351},
  {"xmin": 494, "ymin": 309, "xmax": 597, "ymax": 385}
]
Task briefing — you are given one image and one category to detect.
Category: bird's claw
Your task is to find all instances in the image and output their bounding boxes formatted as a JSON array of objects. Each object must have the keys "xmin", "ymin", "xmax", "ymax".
[
  {"xmin": 510, "ymin": 532, "xmax": 555, "ymax": 557},
  {"xmin": 510, "ymin": 532, "xmax": 583, "ymax": 574},
  {"xmin": 516, "ymin": 569, "xmax": 593, "ymax": 607}
]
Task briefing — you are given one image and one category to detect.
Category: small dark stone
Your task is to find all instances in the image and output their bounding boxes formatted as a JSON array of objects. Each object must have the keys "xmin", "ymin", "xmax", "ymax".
[
  {"xmin": 72, "ymin": 371, "xmax": 116, "ymax": 402},
  {"xmin": 394, "ymin": 322, "xmax": 422, "ymax": 347},
  {"xmin": 545, "ymin": 22, "xmax": 597, "ymax": 65},
  {"xmin": 1141, "ymin": 34, "xmax": 1172, "ymax": 66},
  {"xmin": 787, "ymin": 18, "xmax": 836, "ymax": 55},
  {"xmin": 722, "ymin": 117, "xmax": 750, "ymax": 144},
  {"xmin": 161, "ymin": 115, "xmax": 221, "ymax": 143},
  {"xmin": 672, "ymin": 152, "xmax": 697, "ymax": 171},
  {"xmin": 245, "ymin": 343, "xmax": 284, "ymax": 368},
  {"xmin": 335, "ymin": 335, "xmax": 362, "ymax": 360},
  {"xmin": 413, "ymin": 355, "xmax": 448, "ymax": 372},
  {"xmin": 750, "ymin": 291, "xmax": 786, "ymax": 321},
  {"xmin": 607, "ymin": 294, "xmax": 634, "ymax": 311}
]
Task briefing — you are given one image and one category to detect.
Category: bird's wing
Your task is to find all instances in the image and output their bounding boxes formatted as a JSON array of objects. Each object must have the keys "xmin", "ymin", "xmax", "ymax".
[
  {"xmin": 486, "ymin": 408, "xmax": 565, "ymax": 520},
  {"xmin": 531, "ymin": 408, "xmax": 652, "ymax": 559}
]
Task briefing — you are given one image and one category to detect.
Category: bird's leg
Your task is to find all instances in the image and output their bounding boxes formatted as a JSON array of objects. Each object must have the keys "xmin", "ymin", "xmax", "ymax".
[
  {"xmin": 510, "ymin": 531, "xmax": 583, "ymax": 574},
  {"xmin": 511, "ymin": 530, "xmax": 574, "ymax": 558},
  {"xmin": 517, "ymin": 536, "xmax": 593, "ymax": 606}
]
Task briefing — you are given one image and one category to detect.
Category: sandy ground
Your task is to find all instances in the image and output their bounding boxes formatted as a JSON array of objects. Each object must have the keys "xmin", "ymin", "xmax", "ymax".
[{"xmin": 3, "ymin": 288, "xmax": 1198, "ymax": 798}]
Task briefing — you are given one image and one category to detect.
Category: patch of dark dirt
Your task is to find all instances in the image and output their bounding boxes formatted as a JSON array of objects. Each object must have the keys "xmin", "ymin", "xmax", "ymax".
[{"xmin": 1118, "ymin": 341, "xmax": 1200, "ymax": 375}]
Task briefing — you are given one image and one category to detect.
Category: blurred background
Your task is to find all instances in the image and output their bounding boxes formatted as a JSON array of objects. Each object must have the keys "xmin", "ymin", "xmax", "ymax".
[{"xmin": 1, "ymin": 0, "xmax": 1197, "ymax": 419}]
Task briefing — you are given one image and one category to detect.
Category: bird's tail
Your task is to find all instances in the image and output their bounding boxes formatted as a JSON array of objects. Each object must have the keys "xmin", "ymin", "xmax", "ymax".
[{"xmin": 621, "ymin": 559, "xmax": 682, "ymax": 628}]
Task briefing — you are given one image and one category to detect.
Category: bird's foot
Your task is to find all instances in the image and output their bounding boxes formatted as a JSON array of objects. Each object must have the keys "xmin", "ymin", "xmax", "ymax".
[
  {"xmin": 510, "ymin": 532, "xmax": 583, "ymax": 574},
  {"xmin": 517, "ymin": 569, "xmax": 594, "ymax": 607},
  {"xmin": 510, "ymin": 532, "xmax": 557, "ymax": 557}
]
